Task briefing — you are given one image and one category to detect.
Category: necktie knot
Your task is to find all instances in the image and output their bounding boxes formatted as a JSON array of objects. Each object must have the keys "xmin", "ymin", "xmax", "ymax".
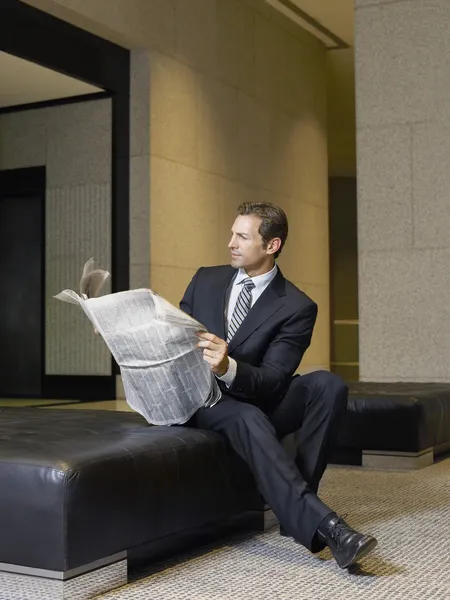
[{"xmin": 241, "ymin": 278, "xmax": 255, "ymax": 291}]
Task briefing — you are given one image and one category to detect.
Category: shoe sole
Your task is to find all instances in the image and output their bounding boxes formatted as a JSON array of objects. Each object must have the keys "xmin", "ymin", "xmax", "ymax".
[{"xmin": 338, "ymin": 537, "xmax": 378, "ymax": 569}]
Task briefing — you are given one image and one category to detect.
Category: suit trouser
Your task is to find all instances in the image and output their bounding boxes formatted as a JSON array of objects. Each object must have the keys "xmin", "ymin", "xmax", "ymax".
[{"xmin": 187, "ymin": 370, "xmax": 348, "ymax": 552}]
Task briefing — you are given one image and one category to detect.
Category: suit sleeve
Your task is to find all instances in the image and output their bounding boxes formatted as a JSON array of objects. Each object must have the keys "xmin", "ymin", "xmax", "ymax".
[
  {"xmin": 229, "ymin": 302, "xmax": 317, "ymax": 406},
  {"xmin": 179, "ymin": 268, "xmax": 202, "ymax": 317}
]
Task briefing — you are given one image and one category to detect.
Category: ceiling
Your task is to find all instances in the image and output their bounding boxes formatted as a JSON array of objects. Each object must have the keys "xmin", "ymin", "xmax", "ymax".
[
  {"xmin": 267, "ymin": 0, "xmax": 354, "ymax": 49},
  {"xmin": 0, "ymin": 51, "xmax": 103, "ymax": 109}
]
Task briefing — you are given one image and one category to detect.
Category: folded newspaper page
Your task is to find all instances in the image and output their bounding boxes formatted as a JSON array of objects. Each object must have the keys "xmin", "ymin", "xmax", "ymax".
[{"xmin": 55, "ymin": 259, "xmax": 221, "ymax": 425}]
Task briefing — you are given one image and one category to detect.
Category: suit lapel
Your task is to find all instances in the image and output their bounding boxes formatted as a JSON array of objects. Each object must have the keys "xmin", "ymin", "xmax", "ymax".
[
  {"xmin": 227, "ymin": 268, "xmax": 286, "ymax": 353},
  {"xmin": 210, "ymin": 267, "xmax": 236, "ymax": 339}
]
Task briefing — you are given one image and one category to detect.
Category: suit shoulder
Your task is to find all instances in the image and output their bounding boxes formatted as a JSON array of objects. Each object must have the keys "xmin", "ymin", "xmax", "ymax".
[
  {"xmin": 196, "ymin": 265, "xmax": 235, "ymax": 280},
  {"xmin": 284, "ymin": 279, "xmax": 317, "ymax": 311}
]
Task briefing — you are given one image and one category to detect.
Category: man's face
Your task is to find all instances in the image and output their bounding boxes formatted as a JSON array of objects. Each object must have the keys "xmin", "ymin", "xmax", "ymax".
[{"xmin": 228, "ymin": 215, "xmax": 272, "ymax": 273}]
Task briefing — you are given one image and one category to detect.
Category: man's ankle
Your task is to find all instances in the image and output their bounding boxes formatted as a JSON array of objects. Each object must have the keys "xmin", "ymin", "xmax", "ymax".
[{"xmin": 316, "ymin": 511, "xmax": 339, "ymax": 543}]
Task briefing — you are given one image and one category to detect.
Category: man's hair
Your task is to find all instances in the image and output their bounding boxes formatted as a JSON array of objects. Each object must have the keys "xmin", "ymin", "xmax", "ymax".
[{"xmin": 237, "ymin": 202, "xmax": 288, "ymax": 258}]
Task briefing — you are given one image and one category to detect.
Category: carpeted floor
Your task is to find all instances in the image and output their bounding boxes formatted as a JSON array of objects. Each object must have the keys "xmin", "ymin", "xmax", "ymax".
[{"xmin": 97, "ymin": 457, "xmax": 450, "ymax": 600}]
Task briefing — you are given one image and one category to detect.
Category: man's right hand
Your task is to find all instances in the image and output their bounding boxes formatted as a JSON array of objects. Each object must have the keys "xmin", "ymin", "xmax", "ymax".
[{"xmin": 196, "ymin": 332, "xmax": 229, "ymax": 376}]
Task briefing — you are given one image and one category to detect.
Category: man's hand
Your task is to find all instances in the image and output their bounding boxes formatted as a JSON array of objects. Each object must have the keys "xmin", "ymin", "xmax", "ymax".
[{"xmin": 196, "ymin": 332, "xmax": 229, "ymax": 376}]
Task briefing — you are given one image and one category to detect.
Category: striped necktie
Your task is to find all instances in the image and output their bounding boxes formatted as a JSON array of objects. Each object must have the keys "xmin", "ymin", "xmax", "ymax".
[{"xmin": 227, "ymin": 278, "xmax": 255, "ymax": 343}]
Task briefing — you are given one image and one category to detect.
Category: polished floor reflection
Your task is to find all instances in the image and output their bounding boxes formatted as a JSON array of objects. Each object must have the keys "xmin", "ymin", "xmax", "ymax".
[
  {"xmin": 43, "ymin": 400, "xmax": 135, "ymax": 412},
  {"xmin": 0, "ymin": 398, "xmax": 78, "ymax": 407},
  {"xmin": 0, "ymin": 398, "xmax": 135, "ymax": 412}
]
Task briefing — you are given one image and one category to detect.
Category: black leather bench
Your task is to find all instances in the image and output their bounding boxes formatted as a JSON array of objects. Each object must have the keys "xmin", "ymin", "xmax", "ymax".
[
  {"xmin": 0, "ymin": 407, "xmax": 265, "ymax": 600},
  {"xmin": 332, "ymin": 382, "xmax": 450, "ymax": 469},
  {"xmin": 3, "ymin": 382, "xmax": 449, "ymax": 598}
]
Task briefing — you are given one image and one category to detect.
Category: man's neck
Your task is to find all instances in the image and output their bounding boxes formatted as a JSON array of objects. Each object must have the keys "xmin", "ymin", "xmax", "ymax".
[{"xmin": 244, "ymin": 261, "xmax": 276, "ymax": 278}]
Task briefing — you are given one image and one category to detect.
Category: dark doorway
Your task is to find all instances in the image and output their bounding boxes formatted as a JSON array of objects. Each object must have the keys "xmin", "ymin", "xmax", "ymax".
[
  {"xmin": 329, "ymin": 177, "xmax": 359, "ymax": 381},
  {"xmin": 0, "ymin": 168, "xmax": 45, "ymax": 397},
  {"xmin": 0, "ymin": 0, "xmax": 129, "ymax": 400}
]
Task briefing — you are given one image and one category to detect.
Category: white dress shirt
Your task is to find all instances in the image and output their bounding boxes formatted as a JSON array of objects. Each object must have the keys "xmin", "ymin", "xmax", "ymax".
[{"xmin": 217, "ymin": 264, "xmax": 278, "ymax": 387}]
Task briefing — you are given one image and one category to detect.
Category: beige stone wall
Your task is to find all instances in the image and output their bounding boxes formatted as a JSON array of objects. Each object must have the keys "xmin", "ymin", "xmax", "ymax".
[{"xmin": 22, "ymin": 0, "xmax": 330, "ymax": 372}]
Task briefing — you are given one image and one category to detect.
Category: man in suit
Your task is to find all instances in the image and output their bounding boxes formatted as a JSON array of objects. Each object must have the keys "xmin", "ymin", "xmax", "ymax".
[{"xmin": 180, "ymin": 202, "xmax": 377, "ymax": 569}]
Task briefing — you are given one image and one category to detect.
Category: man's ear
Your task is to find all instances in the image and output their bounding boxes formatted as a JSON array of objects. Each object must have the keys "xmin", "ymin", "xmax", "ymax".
[{"xmin": 266, "ymin": 238, "xmax": 281, "ymax": 255}]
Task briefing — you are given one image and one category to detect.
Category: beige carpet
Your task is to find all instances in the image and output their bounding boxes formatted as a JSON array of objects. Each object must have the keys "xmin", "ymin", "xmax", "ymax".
[{"xmin": 98, "ymin": 458, "xmax": 450, "ymax": 600}]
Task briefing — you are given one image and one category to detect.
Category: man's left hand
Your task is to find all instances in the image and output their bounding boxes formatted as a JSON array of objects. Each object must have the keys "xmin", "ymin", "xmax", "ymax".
[{"xmin": 196, "ymin": 332, "xmax": 229, "ymax": 376}]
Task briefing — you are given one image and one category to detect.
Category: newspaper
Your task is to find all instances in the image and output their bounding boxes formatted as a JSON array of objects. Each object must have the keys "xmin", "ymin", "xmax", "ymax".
[{"xmin": 55, "ymin": 259, "xmax": 221, "ymax": 425}]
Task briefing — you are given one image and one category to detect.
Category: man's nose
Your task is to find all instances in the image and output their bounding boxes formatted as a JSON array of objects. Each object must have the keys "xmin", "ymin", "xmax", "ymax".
[{"xmin": 228, "ymin": 236, "xmax": 236, "ymax": 248}]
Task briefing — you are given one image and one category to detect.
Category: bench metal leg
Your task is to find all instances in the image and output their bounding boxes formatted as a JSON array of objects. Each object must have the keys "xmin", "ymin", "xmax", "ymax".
[{"xmin": 362, "ymin": 448, "xmax": 434, "ymax": 470}]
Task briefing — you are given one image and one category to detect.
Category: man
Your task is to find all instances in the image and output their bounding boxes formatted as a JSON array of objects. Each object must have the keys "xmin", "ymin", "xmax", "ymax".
[{"xmin": 180, "ymin": 202, "xmax": 377, "ymax": 569}]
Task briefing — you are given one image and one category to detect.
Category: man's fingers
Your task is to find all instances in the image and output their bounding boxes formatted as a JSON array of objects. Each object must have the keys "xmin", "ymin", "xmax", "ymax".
[
  {"xmin": 196, "ymin": 340, "xmax": 211, "ymax": 349},
  {"xmin": 196, "ymin": 333, "xmax": 227, "ymax": 373},
  {"xmin": 202, "ymin": 350, "xmax": 228, "ymax": 375},
  {"xmin": 196, "ymin": 331, "xmax": 217, "ymax": 342},
  {"xmin": 202, "ymin": 353, "xmax": 216, "ymax": 366},
  {"xmin": 197, "ymin": 332, "xmax": 227, "ymax": 346},
  {"xmin": 197, "ymin": 339, "xmax": 221, "ymax": 350},
  {"xmin": 202, "ymin": 349, "xmax": 219, "ymax": 359}
]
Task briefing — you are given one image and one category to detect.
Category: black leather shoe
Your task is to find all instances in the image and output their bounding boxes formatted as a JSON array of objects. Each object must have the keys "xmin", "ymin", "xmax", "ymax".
[{"xmin": 317, "ymin": 514, "xmax": 378, "ymax": 569}]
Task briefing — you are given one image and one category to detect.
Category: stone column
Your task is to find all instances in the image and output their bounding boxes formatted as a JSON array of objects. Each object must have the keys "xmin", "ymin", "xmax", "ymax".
[{"xmin": 355, "ymin": 0, "xmax": 450, "ymax": 382}]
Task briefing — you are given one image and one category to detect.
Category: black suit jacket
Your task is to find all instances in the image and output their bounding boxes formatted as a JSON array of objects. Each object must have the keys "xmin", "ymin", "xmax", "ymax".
[{"xmin": 180, "ymin": 265, "xmax": 317, "ymax": 410}]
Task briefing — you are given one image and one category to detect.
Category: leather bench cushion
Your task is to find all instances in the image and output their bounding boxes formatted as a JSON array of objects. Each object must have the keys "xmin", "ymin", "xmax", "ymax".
[
  {"xmin": 337, "ymin": 382, "xmax": 450, "ymax": 453},
  {"xmin": 0, "ymin": 408, "xmax": 257, "ymax": 572}
]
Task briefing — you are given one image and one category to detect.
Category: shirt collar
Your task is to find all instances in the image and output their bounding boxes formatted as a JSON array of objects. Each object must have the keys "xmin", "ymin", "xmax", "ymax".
[{"xmin": 235, "ymin": 264, "xmax": 278, "ymax": 293}]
